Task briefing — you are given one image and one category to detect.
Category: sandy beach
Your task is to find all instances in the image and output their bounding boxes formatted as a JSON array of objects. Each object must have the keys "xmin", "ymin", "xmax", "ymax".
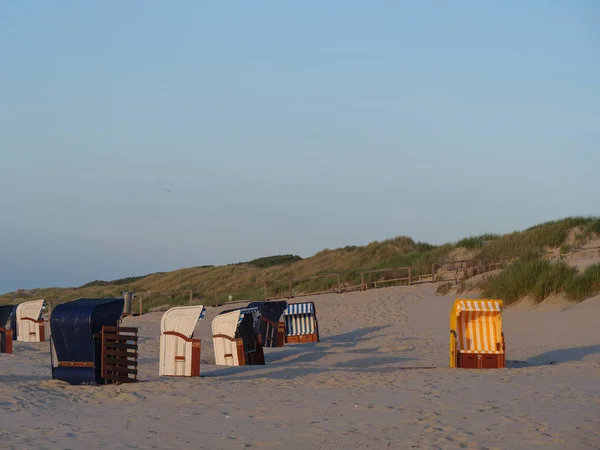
[{"xmin": 1, "ymin": 284, "xmax": 599, "ymax": 449}]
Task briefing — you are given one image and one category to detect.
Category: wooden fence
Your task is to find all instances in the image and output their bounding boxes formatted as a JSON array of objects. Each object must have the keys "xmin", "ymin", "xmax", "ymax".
[
  {"xmin": 543, "ymin": 245, "xmax": 600, "ymax": 262},
  {"xmin": 211, "ymin": 257, "xmax": 519, "ymax": 305}
]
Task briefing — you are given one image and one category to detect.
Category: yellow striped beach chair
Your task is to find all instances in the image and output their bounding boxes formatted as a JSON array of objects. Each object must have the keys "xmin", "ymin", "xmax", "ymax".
[{"xmin": 449, "ymin": 299, "xmax": 505, "ymax": 369}]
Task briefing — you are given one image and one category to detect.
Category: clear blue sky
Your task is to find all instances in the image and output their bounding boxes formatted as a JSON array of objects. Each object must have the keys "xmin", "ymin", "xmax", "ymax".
[{"xmin": 1, "ymin": 1, "xmax": 598, "ymax": 292}]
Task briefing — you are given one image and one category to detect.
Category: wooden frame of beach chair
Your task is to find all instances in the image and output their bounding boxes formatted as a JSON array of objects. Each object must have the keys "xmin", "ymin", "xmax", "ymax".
[
  {"xmin": 159, "ymin": 305, "xmax": 206, "ymax": 377},
  {"xmin": 212, "ymin": 308, "xmax": 265, "ymax": 367},
  {"xmin": 16, "ymin": 299, "xmax": 46, "ymax": 343},
  {"xmin": 0, "ymin": 328, "xmax": 13, "ymax": 353},
  {"xmin": 283, "ymin": 302, "xmax": 320, "ymax": 344},
  {"xmin": 100, "ymin": 325, "xmax": 139, "ymax": 384},
  {"xmin": 449, "ymin": 299, "xmax": 506, "ymax": 369}
]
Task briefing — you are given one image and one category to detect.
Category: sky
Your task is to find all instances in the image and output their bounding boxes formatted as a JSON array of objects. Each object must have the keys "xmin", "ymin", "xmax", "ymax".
[{"xmin": 0, "ymin": 1, "xmax": 599, "ymax": 292}]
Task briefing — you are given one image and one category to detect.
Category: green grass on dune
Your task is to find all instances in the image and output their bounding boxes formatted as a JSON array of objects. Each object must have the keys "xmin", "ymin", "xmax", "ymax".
[
  {"xmin": 482, "ymin": 258, "xmax": 600, "ymax": 305},
  {"xmin": 479, "ymin": 217, "xmax": 599, "ymax": 261},
  {"xmin": 2, "ymin": 216, "xmax": 599, "ymax": 307}
]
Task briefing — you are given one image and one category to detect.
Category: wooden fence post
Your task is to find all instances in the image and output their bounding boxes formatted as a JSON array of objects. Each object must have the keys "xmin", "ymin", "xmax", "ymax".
[
  {"xmin": 139, "ymin": 295, "xmax": 143, "ymax": 316},
  {"xmin": 189, "ymin": 289, "xmax": 193, "ymax": 305},
  {"xmin": 431, "ymin": 264, "xmax": 436, "ymax": 283},
  {"xmin": 263, "ymin": 281, "xmax": 267, "ymax": 300},
  {"xmin": 288, "ymin": 279, "xmax": 293, "ymax": 299},
  {"xmin": 215, "ymin": 292, "xmax": 219, "ymax": 306},
  {"xmin": 361, "ymin": 272, "xmax": 365, "ymax": 291},
  {"xmin": 408, "ymin": 266, "xmax": 412, "ymax": 286},
  {"xmin": 337, "ymin": 274, "xmax": 341, "ymax": 293}
]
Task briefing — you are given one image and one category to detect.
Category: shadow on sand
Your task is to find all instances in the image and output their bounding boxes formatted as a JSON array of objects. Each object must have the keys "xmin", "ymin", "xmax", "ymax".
[
  {"xmin": 203, "ymin": 325, "xmax": 426, "ymax": 380},
  {"xmin": 524, "ymin": 344, "xmax": 600, "ymax": 367},
  {"xmin": 507, "ymin": 344, "xmax": 600, "ymax": 367}
]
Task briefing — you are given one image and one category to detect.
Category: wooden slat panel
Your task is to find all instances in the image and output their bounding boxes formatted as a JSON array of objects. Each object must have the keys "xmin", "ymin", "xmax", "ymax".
[
  {"xmin": 103, "ymin": 335, "xmax": 139, "ymax": 342},
  {"xmin": 102, "ymin": 326, "xmax": 138, "ymax": 333},
  {"xmin": 103, "ymin": 342, "xmax": 138, "ymax": 350},
  {"xmin": 104, "ymin": 349, "xmax": 138, "ymax": 358},
  {"xmin": 101, "ymin": 325, "xmax": 139, "ymax": 385},
  {"xmin": 103, "ymin": 373, "xmax": 137, "ymax": 382},
  {"xmin": 104, "ymin": 357, "xmax": 139, "ymax": 366},
  {"xmin": 103, "ymin": 366, "xmax": 138, "ymax": 375}
]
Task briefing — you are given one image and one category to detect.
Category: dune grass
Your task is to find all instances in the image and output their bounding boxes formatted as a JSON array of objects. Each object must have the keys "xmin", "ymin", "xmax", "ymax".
[
  {"xmin": 565, "ymin": 263, "xmax": 600, "ymax": 302},
  {"xmin": 479, "ymin": 217, "xmax": 599, "ymax": 261},
  {"xmin": 482, "ymin": 259, "xmax": 600, "ymax": 305},
  {"xmin": 455, "ymin": 233, "xmax": 500, "ymax": 249},
  {"xmin": 1, "ymin": 216, "xmax": 599, "ymax": 307}
]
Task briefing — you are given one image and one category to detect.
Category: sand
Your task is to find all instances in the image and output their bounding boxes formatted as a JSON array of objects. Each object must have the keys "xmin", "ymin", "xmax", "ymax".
[{"xmin": 1, "ymin": 284, "xmax": 599, "ymax": 449}]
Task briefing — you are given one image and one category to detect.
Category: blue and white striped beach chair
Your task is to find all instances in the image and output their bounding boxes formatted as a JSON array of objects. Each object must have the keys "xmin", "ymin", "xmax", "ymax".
[{"xmin": 283, "ymin": 301, "xmax": 319, "ymax": 344}]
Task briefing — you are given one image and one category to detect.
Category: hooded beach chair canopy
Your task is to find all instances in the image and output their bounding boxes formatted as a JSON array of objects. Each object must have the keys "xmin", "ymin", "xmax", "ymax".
[
  {"xmin": 247, "ymin": 301, "xmax": 287, "ymax": 325},
  {"xmin": 50, "ymin": 298, "xmax": 124, "ymax": 385},
  {"xmin": 159, "ymin": 305, "xmax": 206, "ymax": 376},
  {"xmin": 247, "ymin": 301, "xmax": 287, "ymax": 348},
  {"xmin": 283, "ymin": 301, "xmax": 319, "ymax": 343},
  {"xmin": 212, "ymin": 307, "xmax": 264, "ymax": 366},
  {"xmin": 449, "ymin": 299, "xmax": 505, "ymax": 369},
  {"xmin": 16, "ymin": 299, "xmax": 46, "ymax": 342}
]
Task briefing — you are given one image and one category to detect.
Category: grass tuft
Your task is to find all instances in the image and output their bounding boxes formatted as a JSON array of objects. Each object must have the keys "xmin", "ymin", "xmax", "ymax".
[
  {"xmin": 565, "ymin": 263, "xmax": 600, "ymax": 302},
  {"xmin": 456, "ymin": 234, "xmax": 500, "ymax": 249},
  {"xmin": 436, "ymin": 282, "xmax": 453, "ymax": 295}
]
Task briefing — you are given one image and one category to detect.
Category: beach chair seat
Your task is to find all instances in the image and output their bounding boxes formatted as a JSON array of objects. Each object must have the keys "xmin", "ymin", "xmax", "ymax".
[
  {"xmin": 212, "ymin": 307, "xmax": 265, "ymax": 367},
  {"xmin": 16, "ymin": 299, "xmax": 46, "ymax": 343},
  {"xmin": 283, "ymin": 302, "xmax": 319, "ymax": 344},
  {"xmin": 159, "ymin": 305, "xmax": 205, "ymax": 377}
]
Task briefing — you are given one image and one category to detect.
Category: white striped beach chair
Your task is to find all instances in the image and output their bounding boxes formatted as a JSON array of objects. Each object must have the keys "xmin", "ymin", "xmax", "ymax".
[
  {"xmin": 16, "ymin": 299, "xmax": 46, "ymax": 343},
  {"xmin": 159, "ymin": 305, "xmax": 205, "ymax": 377},
  {"xmin": 449, "ymin": 299, "xmax": 506, "ymax": 369},
  {"xmin": 283, "ymin": 302, "xmax": 319, "ymax": 344}
]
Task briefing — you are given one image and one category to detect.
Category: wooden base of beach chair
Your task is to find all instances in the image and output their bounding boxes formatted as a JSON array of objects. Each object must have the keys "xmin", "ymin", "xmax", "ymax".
[
  {"xmin": 171, "ymin": 340, "xmax": 202, "ymax": 377},
  {"xmin": 163, "ymin": 331, "xmax": 202, "ymax": 377},
  {"xmin": 235, "ymin": 335, "xmax": 266, "ymax": 366},
  {"xmin": 458, "ymin": 353, "xmax": 505, "ymax": 369},
  {"xmin": 21, "ymin": 317, "xmax": 46, "ymax": 342},
  {"xmin": 276, "ymin": 322, "xmax": 285, "ymax": 347},
  {"xmin": 39, "ymin": 322, "xmax": 45, "ymax": 343},
  {"xmin": 285, "ymin": 333, "xmax": 319, "ymax": 345},
  {"xmin": 0, "ymin": 329, "xmax": 13, "ymax": 354}
]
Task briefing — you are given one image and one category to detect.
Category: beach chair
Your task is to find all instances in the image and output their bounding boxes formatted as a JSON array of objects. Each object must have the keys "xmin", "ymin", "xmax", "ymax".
[
  {"xmin": 16, "ymin": 299, "xmax": 46, "ymax": 342},
  {"xmin": 247, "ymin": 301, "xmax": 287, "ymax": 348},
  {"xmin": 283, "ymin": 301, "xmax": 320, "ymax": 344},
  {"xmin": 159, "ymin": 305, "xmax": 206, "ymax": 377},
  {"xmin": 0, "ymin": 305, "xmax": 17, "ymax": 353},
  {"xmin": 212, "ymin": 307, "xmax": 265, "ymax": 366},
  {"xmin": 449, "ymin": 299, "xmax": 505, "ymax": 369},
  {"xmin": 50, "ymin": 298, "xmax": 139, "ymax": 385}
]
